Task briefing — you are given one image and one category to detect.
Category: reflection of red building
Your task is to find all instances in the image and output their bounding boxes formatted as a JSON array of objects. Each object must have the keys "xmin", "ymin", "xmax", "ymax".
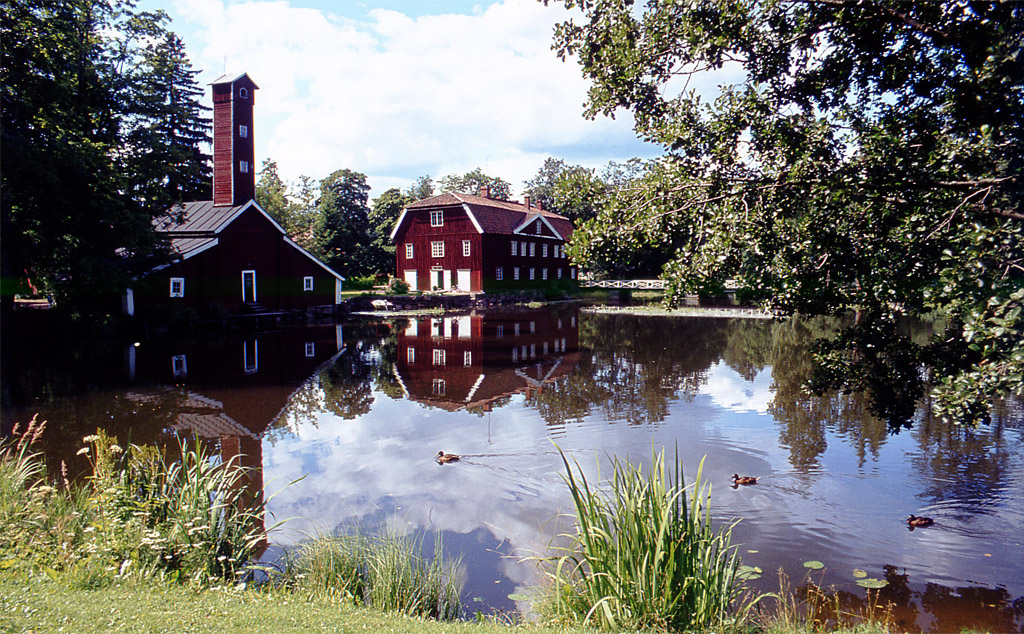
[{"xmin": 394, "ymin": 308, "xmax": 580, "ymax": 411}]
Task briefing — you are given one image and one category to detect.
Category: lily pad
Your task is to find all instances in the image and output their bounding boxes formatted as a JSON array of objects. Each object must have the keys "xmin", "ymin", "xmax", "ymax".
[
  {"xmin": 737, "ymin": 564, "xmax": 763, "ymax": 580},
  {"xmin": 856, "ymin": 578, "xmax": 888, "ymax": 589},
  {"xmin": 507, "ymin": 593, "xmax": 530, "ymax": 602},
  {"xmin": 852, "ymin": 569, "xmax": 868, "ymax": 578},
  {"xmin": 803, "ymin": 560, "xmax": 825, "ymax": 570},
  {"xmin": 747, "ymin": 549, "xmax": 759, "ymax": 554}
]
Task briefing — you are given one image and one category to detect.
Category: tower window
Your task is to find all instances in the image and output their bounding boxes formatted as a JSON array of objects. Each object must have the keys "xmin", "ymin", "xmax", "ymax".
[
  {"xmin": 239, "ymin": 125, "xmax": 248, "ymax": 138},
  {"xmin": 240, "ymin": 160, "xmax": 250, "ymax": 173},
  {"xmin": 239, "ymin": 87, "xmax": 248, "ymax": 99}
]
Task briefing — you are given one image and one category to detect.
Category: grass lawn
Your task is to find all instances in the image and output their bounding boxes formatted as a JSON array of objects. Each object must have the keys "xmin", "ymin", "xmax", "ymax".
[{"xmin": 0, "ymin": 576, "xmax": 573, "ymax": 634}]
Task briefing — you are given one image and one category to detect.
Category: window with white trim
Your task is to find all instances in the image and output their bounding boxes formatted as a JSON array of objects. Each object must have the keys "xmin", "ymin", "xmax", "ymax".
[
  {"xmin": 497, "ymin": 325, "xmax": 504, "ymax": 338},
  {"xmin": 169, "ymin": 277, "xmax": 185, "ymax": 298},
  {"xmin": 530, "ymin": 343, "xmax": 536, "ymax": 358},
  {"xmin": 513, "ymin": 267, "xmax": 520, "ymax": 280},
  {"xmin": 405, "ymin": 243, "xmax": 413, "ymax": 259},
  {"xmin": 514, "ymin": 323, "xmax": 520, "ymax": 336},
  {"xmin": 462, "ymin": 240, "xmax": 471, "ymax": 257},
  {"xmin": 432, "ymin": 378, "xmax": 446, "ymax": 395},
  {"xmin": 529, "ymin": 268, "xmax": 535, "ymax": 280},
  {"xmin": 240, "ymin": 160, "xmax": 249, "ymax": 173},
  {"xmin": 543, "ymin": 342, "xmax": 549, "ymax": 355},
  {"xmin": 433, "ymin": 348, "xmax": 446, "ymax": 365},
  {"xmin": 464, "ymin": 351, "xmax": 472, "ymax": 366},
  {"xmin": 557, "ymin": 268, "xmax": 563, "ymax": 279},
  {"xmin": 529, "ymin": 243, "xmax": 536, "ymax": 257},
  {"xmin": 511, "ymin": 241, "xmax": 518, "ymax": 256},
  {"xmin": 305, "ymin": 342, "xmax": 315, "ymax": 358},
  {"xmin": 239, "ymin": 87, "xmax": 248, "ymax": 99},
  {"xmin": 542, "ymin": 244, "xmax": 548, "ymax": 258},
  {"xmin": 430, "ymin": 210, "xmax": 443, "ymax": 226},
  {"xmin": 171, "ymin": 354, "xmax": 187, "ymax": 378},
  {"xmin": 303, "ymin": 276, "xmax": 314, "ymax": 291},
  {"xmin": 407, "ymin": 346, "xmax": 416, "ymax": 363},
  {"xmin": 512, "ymin": 347, "xmax": 518, "ymax": 362},
  {"xmin": 431, "ymin": 241, "xmax": 444, "ymax": 258},
  {"xmin": 530, "ymin": 321, "xmax": 536, "ymax": 333},
  {"xmin": 542, "ymin": 268, "xmax": 548, "ymax": 280},
  {"xmin": 496, "ymin": 267, "xmax": 503, "ymax": 281},
  {"xmin": 571, "ymin": 268, "xmax": 577, "ymax": 279},
  {"xmin": 535, "ymin": 219, "xmax": 542, "ymax": 233},
  {"xmin": 239, "ymin": 125, "xmax": 248, "ymax": 138}
]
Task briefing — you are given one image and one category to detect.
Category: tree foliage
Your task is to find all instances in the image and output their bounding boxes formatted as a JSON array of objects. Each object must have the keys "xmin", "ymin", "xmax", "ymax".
[
  {"xmin": 314, "ymin": 169, "xmax": 373, "ymax": 277},
  {"xmin": 368, "ymin": 188, "xmax": 413, "ymax": 276},
  {"xmin": 549, "ymin": 0, "xmax": 1023, "ymax": 423},
  {"xmin": 405, "ymin": 175, "xmax": 435, "ymax": 201},
  {"xmin": 1, "ymin": 0, "xmax": 210, "ymax": 313},
  {"xmin": 439, "ymin": 168, "xmax": 511, "ymax": 200}
]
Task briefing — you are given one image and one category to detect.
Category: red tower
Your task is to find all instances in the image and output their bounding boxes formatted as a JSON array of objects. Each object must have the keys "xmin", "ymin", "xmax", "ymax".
[{"xmin": 210, "ymin": 73, "xmax": 259, "ymax": 206}]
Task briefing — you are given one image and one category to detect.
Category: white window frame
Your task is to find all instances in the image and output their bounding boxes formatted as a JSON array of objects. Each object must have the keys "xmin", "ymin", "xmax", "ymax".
[
  {"xmin": 529, "ymin": 268, "xmax": 535, "ymax": 280},
  {"xmin": 305, "ymin": 342, "xmax": 315, "ymax": 358},
  {"xmin": 462, "ymin": 240, "xmax": 471, "ymax": 257},
  {"xmin": 240, "ymin": 160, "xmax": 249, "ymax": 173},
  {"xmin": 239, "ymin": 87, "xmax": 248, "ymax": 99},
  {"xmin": 431, "ymin": 241, "xmax": 444, "ymax": 258},
  {"xmin": 571, "ymin": 268, "xmax": 577, "ymax": 279},
  {"xmin": 433, "ymin": 348, "xmax": 446, "ymax": 366},
  {"xmin": 405, "ymin": 243, "xmax": 414, "ymax": 259},
  {"xmin": 169, "ymin": 277, "xmax": 185, "ymax": 298},
  {"xmin": 497, "ymin": 325, "xmax": 504, "ymax": 338},
  {"xmin": 239, "ymin": 125, "xmax": 248, "ymax": 138},
  {"xmin": 407, "ymin": 346, "xmax": 416, "ymax": 363},
  {"xmin": 542, "ymin": 244, "xmax": 549, "ymax": 258},
  {"xmin": 243, "ymin": 339, "xmax": 258, "ymax": 375},
  {"xmin": 511, "ymin": 241, "xmax": 518, "ymax": 256},
  {"xmin": 303, "ymin": 276, "xmax": 314, "ymax": 291},
  {"xmin": 496, "ymin": 267, "xmax": 503, "ymax": 281},
  {"xmin": 171, "ymin": 354, "xmax": 187, "ymax": 378},
  {"xmin": 535, "ymin": 219, "xmax": 542, "ymax": 233},
  {"xmin": 464, "ymin": 351, "xmax": 472, "ymax": 366},
  {"xmin": 529, "ymin": 243, "xmax": 536, "ymax": 257},
  {"xmin": 513, "ymin": 267, "xmax": 520, "ymax": 280},
  {"xmin": 430, "ymin": 210, "xmax": 443, "ymax": 227},
  {"xmin": 542, "ymin": 268, "xmax": 548, "ymax": 280},
  {"xmin": 557, "ymin": 268, "xmax": 563, "ymax": 279},
  {"xmin": 432, "ymin": 378, "xmax": 446, "ymax": 395}
]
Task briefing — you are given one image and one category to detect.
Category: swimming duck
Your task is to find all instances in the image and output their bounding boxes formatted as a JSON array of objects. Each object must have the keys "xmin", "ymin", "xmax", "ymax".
[
  {"xmin": 732, "ymin": 474, "xmax": 758, "ymax": 485},
  {"xmin": 435, "ymin": 451, "xmax": 460, "ymax": 464},
  {"xmin": 907, "ymin": 514, "xmax": 934, "ymax": 528}
]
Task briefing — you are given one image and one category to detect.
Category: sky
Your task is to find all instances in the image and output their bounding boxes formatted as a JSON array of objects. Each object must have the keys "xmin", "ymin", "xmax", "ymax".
[{"xmin": 141, "ymin": 0, "xmax": 664, "ymax": 199}]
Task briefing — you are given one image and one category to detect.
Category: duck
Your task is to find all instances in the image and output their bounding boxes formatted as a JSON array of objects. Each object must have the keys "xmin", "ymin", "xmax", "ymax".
[
  {"xmin": 435, "ymin": 451, "xmax": 460, "ymax": 464},
  {"xmin": 906, "ymin": 514, "xmax": 934, "ymax": 528},
  {"xmin": 732, "ymin": 474, "xmax": 758, "ymax": 486}
]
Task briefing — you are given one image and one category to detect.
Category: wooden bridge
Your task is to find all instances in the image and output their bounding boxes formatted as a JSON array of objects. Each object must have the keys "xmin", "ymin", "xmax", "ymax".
[{"xmin": 578, "ymin": 278, "xmax": 739, "ymax": 291}]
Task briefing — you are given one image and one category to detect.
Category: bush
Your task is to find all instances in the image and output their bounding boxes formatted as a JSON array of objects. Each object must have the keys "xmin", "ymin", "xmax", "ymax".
[
  {"xmin": 345, "ymin": 276, "xmax": 377, "ymax": 291},
  {"xmin": 388, "ymin": 278, "xmax": 410, "ymax": 295}
]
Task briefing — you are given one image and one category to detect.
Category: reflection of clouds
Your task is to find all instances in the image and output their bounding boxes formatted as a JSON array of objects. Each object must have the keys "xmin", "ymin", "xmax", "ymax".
[
  {"xmin": 263, "ymin": 354, "xmax": 1024, "ymax": 614},
  {"xmin": 703, "ymin": 361, "xmax": 773, "ymax": 413}
]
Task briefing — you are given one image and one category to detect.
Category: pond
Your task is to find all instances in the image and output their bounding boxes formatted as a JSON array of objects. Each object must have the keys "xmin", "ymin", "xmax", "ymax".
[{"xmin": 3, "ymin": 305, "xmax": 1022, "ymax": 632}]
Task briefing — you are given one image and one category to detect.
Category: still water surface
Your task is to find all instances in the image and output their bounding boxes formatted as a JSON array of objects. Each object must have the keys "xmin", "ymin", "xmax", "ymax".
[{"xmin": 3, "ymin": 305, "xmax": 1022, "ymax": 632}]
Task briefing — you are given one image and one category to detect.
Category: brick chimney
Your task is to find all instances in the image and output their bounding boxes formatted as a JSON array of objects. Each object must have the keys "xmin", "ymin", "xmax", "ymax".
[
  {"xmin": 478, "ymin": 184, "xmax": 490, "ymax": 198},
  {"xmin": 536, "ymin": 200, "xmax": 543, "ymax": 212},
  {"xmin": 210, "ymin": 73, "xmax": 259, "ymax": 206},
  {"xmin": 523, "ymin": 195, "xmax": 531, "ymax": 209}
]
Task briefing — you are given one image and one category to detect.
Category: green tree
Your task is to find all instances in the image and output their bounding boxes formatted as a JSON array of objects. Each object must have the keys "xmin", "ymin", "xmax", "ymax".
[
  {"xmin": 405, "ymin": 175, "xmax": 434, "ymax": 201},
  {"xmin": 290, "ymin": 174, "xmax": 319, "ymax": 250},
  {"xmin": 549, "ymin": 0, "xmax": 1023, "ymax": 423},
  {"xmin": 1, "ymin": 0, "xmax": 210, "ymax": 315},
  {"xmin": 439, "ymin": 168, "xmax": 511, "ymax": 200},
  {"xmin": 313, "ymin": 169, "xmax": 372, "ymax": 277},
  {"xmin": 255, "ymin": 159, "xmax": 295, "ymax": 232},
  {"xmin": 552, "ymin": 165, "xmax": 607, "ymax": 225},
  {"xmin": 367, "ymin": 188, "xmax": 412, "ymax": 276},
  {"xmin": 523, "ymin": 157, "xmax": 570, "ymax": 211}
]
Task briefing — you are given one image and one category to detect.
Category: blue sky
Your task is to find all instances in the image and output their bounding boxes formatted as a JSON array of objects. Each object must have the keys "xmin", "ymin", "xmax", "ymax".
[{"xmin": 140, "ymin": 0, "xmax": 663, "ymax": 198}]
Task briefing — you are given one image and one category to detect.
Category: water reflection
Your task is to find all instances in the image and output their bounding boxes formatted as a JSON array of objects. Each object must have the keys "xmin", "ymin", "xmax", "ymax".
[{"xmin": 3, "ymin": 307, "xmax": 1022, "ymax": 631}]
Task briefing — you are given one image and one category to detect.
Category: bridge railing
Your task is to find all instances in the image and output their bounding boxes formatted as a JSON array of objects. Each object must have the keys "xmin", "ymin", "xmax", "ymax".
[{"xmin": 578, "ymin": 278, "xmax": 740, "ymax": 291}]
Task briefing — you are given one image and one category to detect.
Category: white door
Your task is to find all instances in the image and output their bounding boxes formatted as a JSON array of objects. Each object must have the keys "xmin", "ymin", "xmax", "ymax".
[
  {"xmin": 457, "ymin": 269, "xmax": 471, "ymax": 292},
  {"xmin": 442, "ymin": 270, "xmax": 452, "ymax": 290},
  {"xmin": 242, "ymin": 270, "xmax": 257, "ymax": 302},
  {"xmin": 404, "ymin": 269, "xmax": 417, "ymax": 291}
]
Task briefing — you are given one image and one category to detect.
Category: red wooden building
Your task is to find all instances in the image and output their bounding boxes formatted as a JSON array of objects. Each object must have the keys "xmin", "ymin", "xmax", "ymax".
[
  {"xmin": 389, "ymin": 188, "xmax": 576, "ymax": 293},
  {"xmin": 126, "ymin": 73, "xmax": 343, "ymax": 317}
]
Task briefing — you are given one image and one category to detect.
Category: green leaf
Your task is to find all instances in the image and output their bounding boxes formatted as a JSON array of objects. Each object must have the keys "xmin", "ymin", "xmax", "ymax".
[
  {"xmin": 852, "ymin": 569, "xmax": 868, "ymax": 578},
  {"xmin": 507, "ymin": 593, "xmax": 530, "ymax": 602},
  {"xmin": 803, "ymin": 560, "xmax": 825, "ymax": 570},
  {"xmin": 856, "ymin": 578, "xmax": 888, "ymax": 589}
]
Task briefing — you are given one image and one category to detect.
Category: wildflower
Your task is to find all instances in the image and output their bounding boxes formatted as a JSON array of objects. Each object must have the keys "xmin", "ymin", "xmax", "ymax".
[
  {"xmin": 76, "ymin": 447, "xmax": 90, "ymax": 456},
  {"xmin": 83, "ymin": 435, "xmax": 100, "ymax": 443}
]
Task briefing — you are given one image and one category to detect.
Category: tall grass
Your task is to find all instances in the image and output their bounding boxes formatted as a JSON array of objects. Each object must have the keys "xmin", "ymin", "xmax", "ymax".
[
  {"xmin": 539, "ymin": 448, "xmax": 756, "ymax": 632},
  {"xmin": 294, "ymin": 529, "xmax": 462, "ymax": 620},
  {"xmin": 0, "ymin": 425, "xmax": 272, "ymax": 585}
]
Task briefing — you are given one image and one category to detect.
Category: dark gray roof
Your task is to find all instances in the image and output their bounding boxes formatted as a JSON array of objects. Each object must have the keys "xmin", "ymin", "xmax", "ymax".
[
  {"xmin": 209, "ymin": 72, "xmax": 260, "ymax": 87},
  {"xmin": 156, "ymin": 200, "xmax": 251, "ymax": 235}
]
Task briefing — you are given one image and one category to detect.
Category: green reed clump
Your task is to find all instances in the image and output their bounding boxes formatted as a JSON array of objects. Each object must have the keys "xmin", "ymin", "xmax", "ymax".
[
  {"xmin": 0, "ymin": 424, "xmax": 271, "ymax": 586},
  {"xmin": 539, "ymin": 448, "xmax": 756, "ymax": 632},
  {"xmin": 294, "ymin": 530, "xmax": 462, "ymax": 620}
]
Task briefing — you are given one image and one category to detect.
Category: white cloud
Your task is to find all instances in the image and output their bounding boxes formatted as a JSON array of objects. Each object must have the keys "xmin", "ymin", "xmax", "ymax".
[{"xmin": 162, "ymin": 0, "xmax": 659, "ymax": 196}]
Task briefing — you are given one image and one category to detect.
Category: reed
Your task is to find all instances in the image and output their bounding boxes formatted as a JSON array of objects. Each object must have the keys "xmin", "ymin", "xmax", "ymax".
[
  {"xmin": 539, "ymin": 448, "xmax": 756, "ymax": 632},
  {"xmin": 294, "ymin": 530, "xmax": 462, "ymax": 620}
]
